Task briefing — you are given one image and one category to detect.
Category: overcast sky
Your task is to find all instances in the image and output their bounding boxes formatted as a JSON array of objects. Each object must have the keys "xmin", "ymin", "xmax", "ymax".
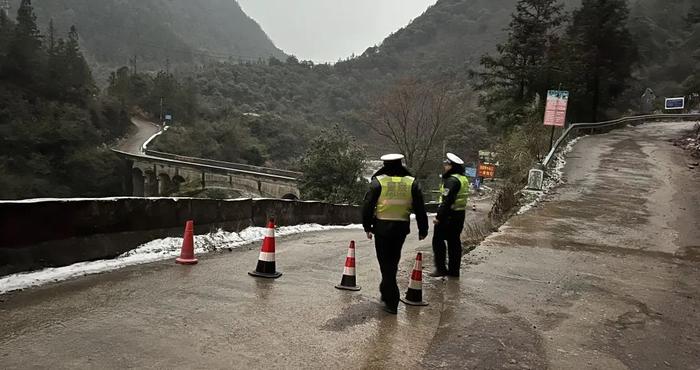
[{"xmin": 237, "ymin": 0, "xmax": 438, "ymax": 63}]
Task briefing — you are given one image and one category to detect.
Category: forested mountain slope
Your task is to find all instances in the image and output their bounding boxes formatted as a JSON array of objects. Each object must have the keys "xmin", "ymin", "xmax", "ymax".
[
  {"xmin": 0, "ymin": 2, "xmax": 131, "ymax": 199},
  {"xmin": 12, "ymin": 0, "xmax": 285, "ymax": 71},
  {"xmin": 145, "ymin": 0, "xmax": 699, "ymax": 168}
]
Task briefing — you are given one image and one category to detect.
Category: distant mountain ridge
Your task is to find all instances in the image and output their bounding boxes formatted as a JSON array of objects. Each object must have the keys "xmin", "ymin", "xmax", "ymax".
[
  {"xmin": 12, "ymin": 0, "xmax": 285, "ymax": 71},
  {"xmin": 342, "ymin": 0, "xmax": 695, "ymax": 97},
  {"xmin": 342, "ymin": 0, "xmax": 580, "ymax": 79}
]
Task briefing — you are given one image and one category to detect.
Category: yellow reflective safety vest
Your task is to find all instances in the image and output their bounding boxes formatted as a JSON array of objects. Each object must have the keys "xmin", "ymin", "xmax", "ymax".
[
  {"xmin": 439, "ymin": 174, "xmax": 469, "ymax": 211},
  {"xmin": 375, "ymin": 175, "xmax": 414, "ymax": 221}
]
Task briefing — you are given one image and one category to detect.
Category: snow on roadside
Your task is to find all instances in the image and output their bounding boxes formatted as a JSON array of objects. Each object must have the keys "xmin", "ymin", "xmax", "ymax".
[
  {"xmin": 140, "ymin": 125, "xmax": 168, "ymax": 152},
  {"xmin": 0, "ymin": 223, "xmax": 362, "ymax": 295},
  {"xmin": 516, "ymin": 136, "xmax": 584, "ymax": 215}
]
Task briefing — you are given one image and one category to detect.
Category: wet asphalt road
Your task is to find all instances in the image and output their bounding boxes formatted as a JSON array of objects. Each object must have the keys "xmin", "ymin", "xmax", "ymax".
[
  {"xmin": 114, "ymin": 117, "xmax": 161, "ymax": 154},
  {"xmin": 1, "ymin": 121, "xmax": 699, "ymax": 369}
]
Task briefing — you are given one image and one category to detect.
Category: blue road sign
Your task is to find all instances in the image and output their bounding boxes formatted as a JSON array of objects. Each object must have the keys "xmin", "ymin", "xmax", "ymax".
[
  {"xmin": 665, "ymin": 97, "xmax": 685, "ymax": 110},
  {"xmin": 465, "ymin": 167, "xmax": 477, "ymax": 178}
]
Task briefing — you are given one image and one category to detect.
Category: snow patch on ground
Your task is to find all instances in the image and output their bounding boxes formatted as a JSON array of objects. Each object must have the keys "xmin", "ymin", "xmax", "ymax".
[
  {"xmin": 516, "ymin": 136, "xmax": 584, "ymax": 215},
  {"xmin": 0, "ymin": 223, "xmax": 362, "ymax": 295}
]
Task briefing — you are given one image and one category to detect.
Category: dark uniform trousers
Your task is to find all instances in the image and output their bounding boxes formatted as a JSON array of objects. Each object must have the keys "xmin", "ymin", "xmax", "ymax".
[
  {"xmin": 374, "ymin": 233, "xmax": 407, "ymax": 309},
  {"xmin": 432, "ymin": 212, "xmax": 465, "ymax": 275}
]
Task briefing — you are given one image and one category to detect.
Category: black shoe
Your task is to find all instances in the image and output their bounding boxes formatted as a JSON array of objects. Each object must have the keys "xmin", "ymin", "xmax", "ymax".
[
  {"xmin": 429, "ymin": 270, "xmax": 448, "ymax": 277},
  {"xmin": 382, "ymin": 305, "xmax": 398, "ymax": 315},
  {"xmin": 447, "ymin": 272, "xmax": 460, "ymax": 278}
]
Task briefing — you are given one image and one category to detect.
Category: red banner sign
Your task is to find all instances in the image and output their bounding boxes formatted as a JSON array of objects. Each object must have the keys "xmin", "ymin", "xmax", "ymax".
[{"xmin": 478, "ymin": 163, "xmax": 496, "ymax": 179}]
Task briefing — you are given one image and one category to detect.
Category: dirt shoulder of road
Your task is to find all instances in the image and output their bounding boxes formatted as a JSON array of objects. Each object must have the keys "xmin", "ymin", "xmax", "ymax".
[{"xmin": 427, "ymin": 121, "xmax": 700, "ymax": 369}]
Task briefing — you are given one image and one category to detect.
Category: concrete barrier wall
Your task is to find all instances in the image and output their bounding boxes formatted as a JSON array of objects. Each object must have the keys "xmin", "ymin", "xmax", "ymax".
[{"xmin": 0, "ymin": 198, "xmax": 361, "ymax": 276}]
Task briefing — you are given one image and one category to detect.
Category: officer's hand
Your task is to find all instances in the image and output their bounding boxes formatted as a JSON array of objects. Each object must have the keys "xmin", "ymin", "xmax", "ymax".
[
  {"xmin": 366, "ymin": 232, "xmax": 373, "ymax": 240},
  {"xmin": 433, "ymin": 219, "xmax": 439, "ymax": 225}
]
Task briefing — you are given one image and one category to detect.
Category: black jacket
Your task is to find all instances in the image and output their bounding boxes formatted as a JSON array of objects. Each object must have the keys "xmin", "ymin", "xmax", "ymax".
[
  {"xmin": 361, "ymin": 165, "xmax": 429, "ymax": 238},
  {"xmin": 436, "ymin": 165, "xmax": 467, "ymax": 223}
]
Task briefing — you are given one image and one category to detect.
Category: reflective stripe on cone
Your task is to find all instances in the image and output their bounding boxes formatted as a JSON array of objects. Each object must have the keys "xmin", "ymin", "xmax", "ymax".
[
  {"xmin": 249, "ymin": 219, "xmax": 282, "ymax": 278},
  {"xmin": 401, "ymin": 252, "xmax": 428, "ymax": 306},
  {"xmin": 336, "ymin": 241, "xmax": 361, "ymax": 291}
]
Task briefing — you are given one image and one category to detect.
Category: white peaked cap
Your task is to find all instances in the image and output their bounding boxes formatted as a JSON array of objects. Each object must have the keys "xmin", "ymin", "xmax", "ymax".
[
  {"xmin": 445, "ymin": 153, "xmax": 464, "ymax": 165},
  {"xmin": 380, "ymin": 153, "xmax": 405, "ymax": 161}
]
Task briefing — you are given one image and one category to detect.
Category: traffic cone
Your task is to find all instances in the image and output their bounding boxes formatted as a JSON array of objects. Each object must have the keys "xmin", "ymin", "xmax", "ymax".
[
  {"xmin": 335, "ymin": 241, "xmax": 361, "ymax": 291},
  {"xmin": 400, "ymin": 252, "xmax": 428, "ymax": 306},
  {"xmin": 248, "ymin": 218, "xmax": 282, "ymax": 278},
  {"xmin": 175, "ymin": 220, "xmax": 198, "ymax": 265}
]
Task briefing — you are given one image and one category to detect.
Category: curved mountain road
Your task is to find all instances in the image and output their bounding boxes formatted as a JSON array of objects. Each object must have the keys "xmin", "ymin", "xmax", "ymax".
[
  {"xmin": 0, "ymin": 121, "xmax": 698, "ymax": 369},
  {"xmin": 114, "ymin": 117, "xmax": 161, "ymax": 154}
]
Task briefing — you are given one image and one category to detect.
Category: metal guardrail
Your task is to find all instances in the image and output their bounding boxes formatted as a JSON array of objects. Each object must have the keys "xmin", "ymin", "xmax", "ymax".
[
  {"xmin": 112, "ymin": 149, "xmax": 300, "ymax": 182},
  {"xmin": 143, "ymin": 149, "xmax": 303, "ymax": 179},
  {"xmin": 542, "ymin": 113, "xmax": 700, "ymax": 167}
]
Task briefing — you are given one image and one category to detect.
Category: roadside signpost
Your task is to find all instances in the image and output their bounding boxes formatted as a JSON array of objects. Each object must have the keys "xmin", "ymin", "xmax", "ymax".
[
  {"xmin": 544, "ymin": 90, "xmax": 569, "ymax": 127},
  {"xmin": 544, "ymin": 89, "xmax": 569, "ymax": 152},
  {"xmin": 478, "ymin": 150, "xmax": 496, "ymax": 163},
  {"xmin": 464, "ymin": 166, "xmax": 477, "ymax": 178},
  {"xmin": 478, "ymin": 163, "xmax": 496, "ymax": 179}
]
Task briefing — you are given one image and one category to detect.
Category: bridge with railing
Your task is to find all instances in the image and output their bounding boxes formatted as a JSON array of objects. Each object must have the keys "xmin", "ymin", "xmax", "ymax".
[{"xmin": 113, "ymin": 149, "xmax": 302, "ymax": 199}]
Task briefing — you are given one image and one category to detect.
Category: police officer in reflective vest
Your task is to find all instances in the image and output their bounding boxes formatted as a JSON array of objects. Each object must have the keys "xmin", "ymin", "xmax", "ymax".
[
  {"xmin": 362, "ymin": 153, "xmax": 429, "ymax": 314},
  {"xmin": 431, "ymin": 153, "xmax": 469, "ymax": 277}
]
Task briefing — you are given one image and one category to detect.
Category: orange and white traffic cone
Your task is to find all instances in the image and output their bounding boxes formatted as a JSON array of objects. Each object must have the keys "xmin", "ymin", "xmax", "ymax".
[
  {"xmin": 175, "ymin": 220, "xmax": 198, "ymax": 265},
  {"xmin": 335, "ymin": 241, "xmax": 361, "ymax": 291},
  {"xmin": 248, "ymin": 219, "xmax": 282, "ymax": 278},
  {"xmin": 400, "ymin": 252, "xmax": 428, "ymax": 306}
]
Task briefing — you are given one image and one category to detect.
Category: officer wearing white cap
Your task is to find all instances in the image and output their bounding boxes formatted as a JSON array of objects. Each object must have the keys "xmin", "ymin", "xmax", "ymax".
[
  {"xmin": 431, "ymin": 152, "xmax": 469, "ymax": 277},
  {"xmin": 362, "ymin": 153, "xmax": 429, "ymax": 314}
]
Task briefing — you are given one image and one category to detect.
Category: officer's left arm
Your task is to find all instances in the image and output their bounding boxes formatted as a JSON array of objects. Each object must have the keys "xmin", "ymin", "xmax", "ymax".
[{"xmin": 436, "ymin": 177, "xmax": 460, "ymax": 222}]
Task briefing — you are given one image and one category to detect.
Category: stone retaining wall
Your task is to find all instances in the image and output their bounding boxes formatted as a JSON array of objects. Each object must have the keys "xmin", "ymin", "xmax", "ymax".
[{"xmin": 0, "ymin": 198, "xmax": 360, "ymax": 276}]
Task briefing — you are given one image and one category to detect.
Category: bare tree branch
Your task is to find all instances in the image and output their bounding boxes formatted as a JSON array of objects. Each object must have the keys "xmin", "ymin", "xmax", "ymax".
[{"xmin": 365, "ymin": 78, "xmax": 462, "ymax": 178}]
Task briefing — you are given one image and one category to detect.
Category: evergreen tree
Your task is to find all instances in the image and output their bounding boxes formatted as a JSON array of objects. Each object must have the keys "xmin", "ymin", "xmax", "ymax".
[
  {"xmin": 0, "ymin": 8, "xmax": 11, "ymax": 47},
  {"xmin": 299, "ymin": 125, "xmax": 367, "ymax": 204},
  {"xmin": 476, "ymin": 0, "xmax": 565, "ymax": 128},
  {"xmin": 0, "ymin": 9, "xmax": 13, "ymax": 69},
  {"xmin": 107, "ymin": 66, "xmax": 131, "ymax": 105},
  {"xmin": 45, "ymin": 19, "xmax": 63, "ymax": 99},
  {"xmin": 6, "ymin": 0, "xmax": 42, "ymax": 84},
  {"xmin": 562, "ymin": 0, "xmax": 638, "ymax": 122},
  {"xmin": 62, "ymin": 25, "xmax": 94, "ymax": 104},
  {"xmin": 686, "ymin": 5, "xmax": 700, "ymax": 26},
  {"xmin": 47, "ymin": 18, "xmax": 56, "ymax": 53}
]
